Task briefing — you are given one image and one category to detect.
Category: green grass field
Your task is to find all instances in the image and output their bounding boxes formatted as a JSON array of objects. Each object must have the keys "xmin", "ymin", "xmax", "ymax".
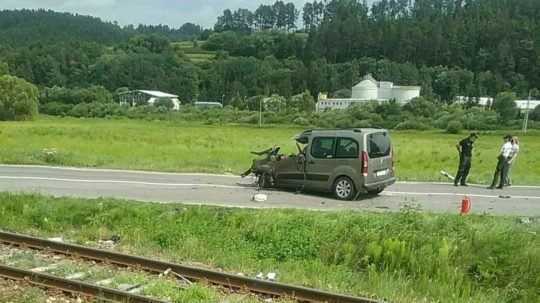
[
  {"xmin": 1, "ymin": 116, "xmax": 539, "ymax": 184},
  {"xmin": 0, "ymin": 193, "xmax": 538, "ymax": 303}
]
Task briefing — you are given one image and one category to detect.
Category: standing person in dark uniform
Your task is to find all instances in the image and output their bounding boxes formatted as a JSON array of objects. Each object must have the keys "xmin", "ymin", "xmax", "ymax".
[
  {"xmin": 454, "ymin": 133, "xmax": 478, "ymax": 186},
  {"xmin": 488, "ymin": 135, "xmax": 513, "ymax": 189}
]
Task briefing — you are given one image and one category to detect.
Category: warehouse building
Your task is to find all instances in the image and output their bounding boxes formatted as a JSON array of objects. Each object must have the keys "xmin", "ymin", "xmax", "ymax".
[{"xmin": 118, "ymin": 90, "xmax": 181, "ymax": 110}]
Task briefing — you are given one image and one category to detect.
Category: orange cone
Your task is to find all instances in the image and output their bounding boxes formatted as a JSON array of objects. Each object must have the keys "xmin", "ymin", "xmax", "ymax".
[{"xmin": 460, "ymin": 196, "xmax": 471, "ymax": 215}]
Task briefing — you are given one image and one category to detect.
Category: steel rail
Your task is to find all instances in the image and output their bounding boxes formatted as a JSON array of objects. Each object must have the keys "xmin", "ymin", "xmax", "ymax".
[
  {"xmin": 0, "ymin": 264, "xmax": 167, "ymax": 303},
  {"xmin": 0, "ymin": 231, "xmax": 379, "ymax": 303}
]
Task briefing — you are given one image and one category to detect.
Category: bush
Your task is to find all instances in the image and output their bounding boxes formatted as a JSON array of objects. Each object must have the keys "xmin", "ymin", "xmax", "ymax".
[
  {"xmin": 530, "ymin": 105, "xmax": 540, "ymax": 121},
  {"xmin": 41, "ymin": 85, "xmax": 113, "ymax": 105},
  {"xmin": 0, "ymin": 75, "xmax": 39, "ymax": 121},
  {"xmin": 40, "ymin": 102, "xmax": 73, "ymax": 116},
  {"xmin": 153, "ymin": 98, "xmax": 174, "ymax": 110},
  {"xmin": 293, "ymin": 116, "xmax": 310, "ymax": 126},
  {"xmin": 493, "ymin": 92, "xmax": 518, "ymax": 124},
  {"xmin": 446, "ymin": 120, "xmax": 463, "ymax": 134},
  {"xmin": 68, "ymin": 103, "xmax": 91, "ymax": 118},
  {"xmin": 395, "ymin": 119, "xmax": 430, "ymax": 130}
]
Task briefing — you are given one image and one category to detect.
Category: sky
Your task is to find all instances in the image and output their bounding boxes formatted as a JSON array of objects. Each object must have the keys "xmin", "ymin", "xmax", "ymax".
[{"xmin": 0, "ymin": 0, "xmax": 318, "ymax": 28}]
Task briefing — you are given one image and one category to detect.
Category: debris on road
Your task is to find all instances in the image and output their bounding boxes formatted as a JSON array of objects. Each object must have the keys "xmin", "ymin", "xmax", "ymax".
[
  {"xmin": 440, "ymin": 170, "xmax": 455, "ymax": 181},
  {"xmin": 252, "ymin": 193, "xmax": 268, "ymax": 202}
]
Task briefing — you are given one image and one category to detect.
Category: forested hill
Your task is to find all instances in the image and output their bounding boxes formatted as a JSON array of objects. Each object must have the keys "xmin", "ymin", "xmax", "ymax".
[
  {"xmin": 209, "ymin": 0, "xmax": 540, "ymax": 93},
  {"xmin": 0, "ymin": 1, "xmax": 539, "ymax": 106},
  {"xmin": 0, "ymin": 10, "xmax": 128, "ymax": 46},
  {"xmin": 0, "ymin": 10, "xmax": 203, "ymax": 47}
]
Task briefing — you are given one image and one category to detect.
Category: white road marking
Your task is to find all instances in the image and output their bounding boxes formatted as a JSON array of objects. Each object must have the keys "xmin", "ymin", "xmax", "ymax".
[
  {"xmin": 0, "ymin": 176, "xmax": 245, "ymax": 189},
  {"xmin": 395, "ymin": 181, "xmax": 540, "ymax": 189},
  {"xmin": 0, "ymin": 164, "xmax": 239, "ymax": 178},
  {"xmin": 3, "ymin": 165, "xmax": 539, "ymax": 188},
  {"xmin": 383, "ymin": 191, "xmax": 540, "ymax": 200},
  {"xmin": 2, "ymin": 175, "xmax": 540, "ymax": 201}
]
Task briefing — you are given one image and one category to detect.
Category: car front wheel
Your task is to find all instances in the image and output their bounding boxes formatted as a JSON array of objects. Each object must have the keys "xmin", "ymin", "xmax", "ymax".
[
  {"xmin": 367, "ymin": 187, "xmax": 384, "ymax": 195},
  {"xmin": 333, "ymin": 176, "xmax": 356, "ymax": 200}
]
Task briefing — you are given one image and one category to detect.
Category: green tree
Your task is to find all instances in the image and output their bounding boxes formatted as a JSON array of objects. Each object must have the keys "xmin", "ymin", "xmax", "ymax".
[
  {"xmin": 493, "ymin": 92, "xmax": 518, "ymax": 124},
  {"xmin": 0, "ymin": 75, "xmax": 39, "ymax": 120},
  {"xmin": 530, "ymin": 105, "xmax": 540, "ymax": 121},
  {"xmin": 264, "ymin": 94, "xmax": 286, "ymax": 112},
  {"xmin": 288, "ymin": 91, "xmax": 315, "ymax": 112},
  {"xmin": 0, "ymin": 61, "xmax": 8, "ymax": 76}
]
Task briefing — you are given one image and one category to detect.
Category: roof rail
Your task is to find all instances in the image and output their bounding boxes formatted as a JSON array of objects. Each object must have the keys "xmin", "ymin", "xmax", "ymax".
[{"xmin": 302, "ymin": 128, "xmax": 364, "ymax": 132}]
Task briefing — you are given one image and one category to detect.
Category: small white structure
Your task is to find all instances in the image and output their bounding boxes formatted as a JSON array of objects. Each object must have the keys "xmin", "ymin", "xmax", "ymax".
[
  {"xmin": 317, "ymin": 74, "xmax": 421, "ymax": 111},
  {"xmin": 455, "ymin": 96, "xmax": 494, "ymax": 107},
  {"xmin": 515, "ymin": 100, "xmax": 540, "ymax": 112},
  {"xmin": 119, "ymin": 90, "xmax": 181, "ymax": 110},
  {"xmin": 456, "ymin": 96, "xmax": 540, "ymax": 112}
]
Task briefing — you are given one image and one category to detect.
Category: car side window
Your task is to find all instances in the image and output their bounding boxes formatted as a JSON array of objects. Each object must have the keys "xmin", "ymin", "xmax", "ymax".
[
  {"xmin": 336, "ymin": 138, "xmax": 359, "ymax": 158},
  {"xmin": 311, "ymin": 137, "xmax": 335, "ymax": 159}
]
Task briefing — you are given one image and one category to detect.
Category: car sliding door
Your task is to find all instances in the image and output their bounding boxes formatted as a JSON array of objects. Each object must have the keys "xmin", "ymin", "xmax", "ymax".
[{"xmin": 304, "ymin": 137, "xmax": 336, "ymax": 190}]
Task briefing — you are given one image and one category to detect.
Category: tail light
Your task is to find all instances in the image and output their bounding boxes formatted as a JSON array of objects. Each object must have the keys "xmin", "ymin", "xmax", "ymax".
[{"xmin": 361, "ymin": 151, "xmax": 368, "ymax": 176}]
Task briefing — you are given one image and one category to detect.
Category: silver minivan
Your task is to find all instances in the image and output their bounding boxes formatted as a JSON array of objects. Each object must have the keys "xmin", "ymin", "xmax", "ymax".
[{"xmin": 272, "ymin": 128, "xmax": 396, "ymax": 200}]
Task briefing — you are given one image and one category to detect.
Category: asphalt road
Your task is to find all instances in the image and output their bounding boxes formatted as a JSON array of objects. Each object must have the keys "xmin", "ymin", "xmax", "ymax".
[{"xmin": 1, "ymin": 165, "xmax": 539, "ymax": 216}]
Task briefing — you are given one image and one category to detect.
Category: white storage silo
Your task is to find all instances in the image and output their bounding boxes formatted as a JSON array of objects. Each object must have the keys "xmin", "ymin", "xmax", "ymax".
[{"xmin": 352, "ymin": 79, "xmax": 378, "ymax": 100}]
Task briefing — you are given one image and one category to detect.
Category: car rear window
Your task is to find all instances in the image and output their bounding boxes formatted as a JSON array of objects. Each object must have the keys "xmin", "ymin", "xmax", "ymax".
[
  {"xmin": 311, "ymin": 137, "xmax": 335, "ymax": 158},
  {"xmin": 336, "ymin": 138, "xmax": 359, "ymax": 158},
  {"xmin": 368, "ymin": 132, "xmax": 391, "ymax": 158}
]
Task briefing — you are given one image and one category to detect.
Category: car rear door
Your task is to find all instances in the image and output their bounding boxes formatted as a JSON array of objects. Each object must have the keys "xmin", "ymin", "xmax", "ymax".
[{"xmin": 364, "ymin": 131, "xmax": 393, "ymax": 185}]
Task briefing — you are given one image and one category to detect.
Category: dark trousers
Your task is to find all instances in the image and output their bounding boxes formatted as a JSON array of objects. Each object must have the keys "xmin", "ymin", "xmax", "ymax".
[
  {"xmin": 505, "ymin": 162, "xmax": 513, "ymax": 186},
  {"xmin": 455, "ymin": 156, "xmax": 471, "ymax": 185},
  {"xmin": 490, "ymin": 156, "xmax": 509, "ymax": 188}
]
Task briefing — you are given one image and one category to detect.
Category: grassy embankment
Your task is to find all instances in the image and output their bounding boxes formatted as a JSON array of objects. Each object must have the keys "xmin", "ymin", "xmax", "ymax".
[
  {"xmin": 1, "ymin": 116, "xmax": 539, "ymax": 184},
  {"xmin": 173, "ymin": 41, "xmax": 216, "ymax": 63},
  {"xmin": 0, "ymin": 193, "xmax": 538, "ymax": 303}
]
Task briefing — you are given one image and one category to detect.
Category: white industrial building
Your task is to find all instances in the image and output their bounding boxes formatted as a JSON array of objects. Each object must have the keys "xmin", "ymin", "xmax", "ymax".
[
  {"xmin": 455, "ymin": 96, "xmax": 494, "ymax": 107},
  {"xmin": 316, "ymin": 74, "xmax": 421, "ymax": 111},
  {"xmin": 118, "ymin": 90, "xmax": 181, "ymax": 110},
  {"xmin": 515, "ymin": 100, "xmax": 540, "ymax": 112},
  {"xmin": 456, "ymin": 96, "xmax": 540, "ymax": 112}
]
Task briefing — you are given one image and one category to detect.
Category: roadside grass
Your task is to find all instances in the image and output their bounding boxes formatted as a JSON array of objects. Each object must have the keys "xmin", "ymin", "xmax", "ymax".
[
  {"xmin": 0, "ymin": 116, "xmax": 539, "ymax": 184},
  {"xmin": 0, "ymin": 193, "xmax": 538, "ymax": 303}
]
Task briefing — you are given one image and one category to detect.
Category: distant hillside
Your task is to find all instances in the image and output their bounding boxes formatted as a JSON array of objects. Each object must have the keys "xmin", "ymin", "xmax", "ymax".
[
  {"xmin": 0, "ymin": 9, "xmax": 203, "ymax": 47},
  {"xmin": 0, "ymin": 9, "xmax": 129, "ymax": 46}
]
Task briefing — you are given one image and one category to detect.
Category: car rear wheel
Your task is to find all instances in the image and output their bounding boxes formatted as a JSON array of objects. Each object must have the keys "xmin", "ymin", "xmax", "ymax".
[{"xmin": 333, "ymin": 176, "xmax": 356, "ymax": 200}]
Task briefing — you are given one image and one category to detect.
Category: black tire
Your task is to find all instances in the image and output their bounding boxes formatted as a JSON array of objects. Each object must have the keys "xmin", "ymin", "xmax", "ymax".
[
  {"xmin": 333, "ymin": 176, "xmax": 357, "ymax": 200},
  {"xmin": 258, "ymin": 173, "xmax": 273, "ymax": 189}
]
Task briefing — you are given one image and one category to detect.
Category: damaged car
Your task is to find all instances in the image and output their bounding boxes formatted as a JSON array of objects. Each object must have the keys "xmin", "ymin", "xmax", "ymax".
[{"xmin": 244, "ymin": 128, "xmax": 396, "ymax": 200}]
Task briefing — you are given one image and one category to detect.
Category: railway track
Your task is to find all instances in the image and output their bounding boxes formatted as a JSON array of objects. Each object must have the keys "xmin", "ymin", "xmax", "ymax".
[{"xmin": 0, "ymin": 230, "xmax": 380, "ymax": 303}]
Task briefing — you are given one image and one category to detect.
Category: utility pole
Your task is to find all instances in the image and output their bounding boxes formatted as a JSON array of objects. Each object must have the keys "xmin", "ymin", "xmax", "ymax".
[{"xmin": 522, "ymin": 90, "xmax": 531, "ymax": 133}]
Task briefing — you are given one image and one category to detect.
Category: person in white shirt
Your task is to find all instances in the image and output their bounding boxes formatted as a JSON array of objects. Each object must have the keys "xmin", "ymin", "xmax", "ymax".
[
  {"xmin": 489, "ymin": 135, "xmax": 513, "ymax": 189},
  {"xmin": 505, "ymin": 136, "xmax": 520, "ymax": 186}
]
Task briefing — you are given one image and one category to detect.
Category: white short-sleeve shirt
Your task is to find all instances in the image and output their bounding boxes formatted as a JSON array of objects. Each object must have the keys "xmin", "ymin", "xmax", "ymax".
[{"xmin": 501, "ymin": 142, "xmax": 513, "ymax": 158}]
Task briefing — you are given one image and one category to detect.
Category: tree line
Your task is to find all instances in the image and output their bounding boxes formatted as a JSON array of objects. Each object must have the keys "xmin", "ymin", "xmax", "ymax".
[
  {"xmin": 1, "ymin": 2, "xmax": 540, "ymax": 126},
  {"xmin": 0, "ymin": 9, "xmax": 202, "ymax": 47}
]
